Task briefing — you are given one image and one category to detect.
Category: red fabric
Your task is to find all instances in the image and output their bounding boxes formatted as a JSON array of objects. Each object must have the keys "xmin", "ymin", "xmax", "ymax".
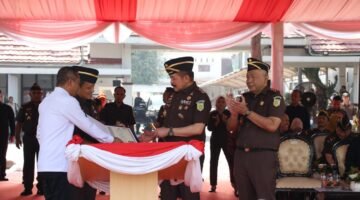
[
  {"xmin": 90, "ymin": 140, "xmax": 204, "ymax": 157},
  {"xmin": 234, "ymin": 0, "xmax": 293, "ymax": 22},
  {"xmin": 94, "ymin": 0, "xmax": 137, "ymax": 21},
  {"xmin": 67, "ymin": 135, "xmax": 84, "ymax": 146}
]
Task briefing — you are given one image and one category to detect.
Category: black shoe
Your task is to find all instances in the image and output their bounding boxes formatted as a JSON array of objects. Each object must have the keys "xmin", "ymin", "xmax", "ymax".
[
  {"xmin": 20, "ymin": 190, "xmax": 33, "ymax": 196},
  {"xmin": 99, "ymin": 191, "xmax": 106, "ymax": 195},
  {"xmin": 209, "ymin": 186, "xmax": 216, "ymax": 192},
  {"xmin": 37, "ymin": 190, "xmax": 44, "ymax": 195},
  {"xmin": 0, "ymin": 177, "xmax": 8, "ymax": 181}
]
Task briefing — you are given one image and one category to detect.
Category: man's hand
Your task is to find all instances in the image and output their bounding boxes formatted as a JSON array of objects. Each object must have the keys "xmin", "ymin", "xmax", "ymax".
[
  {"xmin": 139, "ymin": 130, "xmax": 157, "ymax": 142},
  {"xmin": 154, "ymin": 128, "xmax": 170, "ymax": 138},
  {"xmin": 226, "ymin": 95, "xmax": 249, "ymax": 115},
  {"xmin": 15, "ymin": 137, "xmax": 22, "ymax": 149},
  {"xmin": 112, "ymin": 137, "xmax": 123, "ymax": 143}
]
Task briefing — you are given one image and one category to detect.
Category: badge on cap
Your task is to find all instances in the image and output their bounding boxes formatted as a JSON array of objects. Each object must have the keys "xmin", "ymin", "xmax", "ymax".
[
  {"xmin": 196, "ymin": 100, "xmax": 205, "ymax": 111},
  {"xmin": 273, "ymin": 96, "xmax": 282, "ymax": 107}
]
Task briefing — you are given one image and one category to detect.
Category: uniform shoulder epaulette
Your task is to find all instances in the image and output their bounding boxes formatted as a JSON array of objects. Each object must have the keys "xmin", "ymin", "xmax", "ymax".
[
  {"xmin": 270, "ymin": 88, "xmax": 281, "ymax": 94},
  {"xmin": 197, "ymin": 87, "xmax": 206, "ymax": 94}
]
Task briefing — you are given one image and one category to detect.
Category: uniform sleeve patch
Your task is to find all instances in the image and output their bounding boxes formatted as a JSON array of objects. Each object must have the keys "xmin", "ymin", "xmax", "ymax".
[
  {"xmin": 196, "ymin": 100, "xmax": 205, "ymax": 111},
  {"xmin": 273, "ymin": 96, "xmax": 282, "ymax": 107}
]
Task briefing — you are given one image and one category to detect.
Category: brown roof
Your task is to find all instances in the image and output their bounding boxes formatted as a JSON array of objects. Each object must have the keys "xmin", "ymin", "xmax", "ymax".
[{"xmin": 0, "ymin": 34, "xmax": 88, "ymax": 64}]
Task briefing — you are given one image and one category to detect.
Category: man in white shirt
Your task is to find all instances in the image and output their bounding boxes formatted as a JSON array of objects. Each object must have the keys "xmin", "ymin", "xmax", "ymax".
[{"xmin": 37, "ymin": 66, "xmax": 120, "ymax": 200}]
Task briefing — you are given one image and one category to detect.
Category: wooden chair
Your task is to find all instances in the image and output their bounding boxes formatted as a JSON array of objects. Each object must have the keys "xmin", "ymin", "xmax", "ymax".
[
  {"xmin": 332, "ymin": 140, "xmax": 350, "ymax": 177},
  {"xmin": 311, "ymin": 132, "xmax": 329, "ymax": 160},
  {"xmin": 276, "ymin": 135, "xmax": 321, "ymax": 198}
]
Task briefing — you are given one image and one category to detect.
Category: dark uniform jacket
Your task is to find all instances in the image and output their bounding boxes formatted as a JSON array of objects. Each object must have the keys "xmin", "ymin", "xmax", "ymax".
[
  {"xmin": 74, "ymin": 97, "xmax": 99, "ymax": 143},
  {"xmin": 162, "ymin": 82, "xmax": 211, "ymax": 142},
  {"xmin": 16, "ymin": 102, "xmax": 39, "ymax": 136},
  {"xmin": 100, "ymin": 102, "xmax": 136, "ymax": 127},
  {"xmin": 207, "ymin": 109, "xmax": 231, "ymax": 145},
  {"xmin": 285, "ymin": 104, "xmax": 311, "ymax": 131},
  {"xmin": 345, "ymin": 136, "xmax": 360, "ymax": 174},
  {"xmin": 237, "ymin": 87, "xmax": 286, "ymax": 150},
  {"xmin": 0, "ymin": 102, "xmax": 15, "ymax": 138}
]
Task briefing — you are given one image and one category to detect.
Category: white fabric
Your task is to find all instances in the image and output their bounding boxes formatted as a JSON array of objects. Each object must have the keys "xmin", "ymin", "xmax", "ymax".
[
  {"xmin": 0, "ymin": 20, "xmax": 111, "ymax": 49},
  {"xmin": 65, "ymin": 143, "xmax": 203, "ymax": 192},
  {"xmin": 37, "ymin": 87, "xmax": 114, "ymax": 172}
]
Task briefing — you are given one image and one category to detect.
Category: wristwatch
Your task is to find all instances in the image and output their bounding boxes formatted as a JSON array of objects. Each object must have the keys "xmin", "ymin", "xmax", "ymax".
[
  {"xmin": 168, "ymin": 127, "xmax": 174, "ymax": 137},
  {"xmin": 244, "ymin": 110, "xmax": 252, "ymax": 117}
]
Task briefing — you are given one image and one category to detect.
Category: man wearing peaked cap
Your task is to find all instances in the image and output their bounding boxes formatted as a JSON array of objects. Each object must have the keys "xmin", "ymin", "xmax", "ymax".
[
  {"xmin": 73, "ymin": 66, "xmax": 99, "ymax": 84},
  {"xmin": 164, "ymin": 56, "xmax": 194, "ymax": 76},
  {"xmin": 226, "ymin": 57, "xmax": 285, "ymax": 200},
  {"xmin": 15, "ymin": 83, "xmax": 43, "ymax": 195},
  {"xmin": 141, "ymin": 56, "xmax": 211, "ymax": 200},
  {"xmin": 247, "ymin": 57, "xmax": 270, "ymax": 73},
  {"xmin": 70, "ymin": 66, "xmax": 101, "ymax": 200}
]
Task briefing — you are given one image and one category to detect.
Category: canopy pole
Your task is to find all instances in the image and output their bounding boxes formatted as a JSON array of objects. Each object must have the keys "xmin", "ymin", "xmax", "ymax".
[{"xmin": 271, "ymin": 22, "xmax": 284, "ymax": 94}]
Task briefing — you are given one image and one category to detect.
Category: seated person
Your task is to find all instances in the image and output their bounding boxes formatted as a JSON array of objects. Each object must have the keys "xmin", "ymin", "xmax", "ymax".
[
  {"xmin": 279, "ymin": 114, "xmax": 290, "ymax": 137},
  {"xmin": 322, "ymin": 115, "xmax": 353, "ymax": 166},
  {"xmin": 304, "ymin": 110, "xmax": 332, "ymax": 138},
  {"xmin": 283, "ymin": 117, "xmax": 303, "ymax": 137},
  {"xmin": 327, "ymin": 95, "xmax": 347, "ymax": 132},
  {"xmin": 345, "ymin": 136, "xmax": 360, "ymax": 176}
]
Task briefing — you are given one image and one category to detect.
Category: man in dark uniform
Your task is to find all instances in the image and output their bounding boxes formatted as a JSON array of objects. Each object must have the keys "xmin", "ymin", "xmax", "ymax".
[
  {"xmin": 227, "ymin": 58, "xmax": 285, "ymax": 200},
  {"xmin": 322, "ymin": 115, "xmax": 353, "ymax": 166},
  {"xmin": 70, "ymin": 66, "xmax": 101, "ymax": 199},
  {"xmin": 100, "ymin": 86, "xmax": 136, "ymax": 133},
  {"xmin": 142, "ymin": 56, "xmax": 211, "ymax": 200},
  {"xmin": 15, "ymin": 83, "xmax": 43, "ymax": 195},
  {"xmin": 207, "ymin": 96, "xmax": 235, "ymax": 193},
  {"xmin": 0, "ymin": 89, "xmax": 15, "ymax": 181},
  {"xmin": 285, "ymin": 89, "xmax": 311, "ymax": 131}
]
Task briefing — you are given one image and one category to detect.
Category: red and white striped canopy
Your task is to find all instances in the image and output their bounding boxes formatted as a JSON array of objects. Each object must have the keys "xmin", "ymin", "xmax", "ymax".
[
  {"xmin": 0, "ymin": 0, "xmax": 360, "ymax": 50},
  {"xmin": 1, "ymin": 0, "xmax": 360, "ymax": 22}
]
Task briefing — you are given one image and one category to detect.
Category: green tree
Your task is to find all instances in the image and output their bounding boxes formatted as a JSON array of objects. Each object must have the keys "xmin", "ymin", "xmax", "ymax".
[
  {"xmin": 131, "ymin": 51, "xmax": 159, "ymax": 84},
  {"xmin": 301, "ymin": 68, "xmax": 338, "ymax": 110}
]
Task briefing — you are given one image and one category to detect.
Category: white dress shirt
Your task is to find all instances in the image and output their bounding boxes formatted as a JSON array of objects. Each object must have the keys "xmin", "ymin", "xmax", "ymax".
[{"xmin": 37, "ymin": 87, "xmax": 114, "ymax": 172}]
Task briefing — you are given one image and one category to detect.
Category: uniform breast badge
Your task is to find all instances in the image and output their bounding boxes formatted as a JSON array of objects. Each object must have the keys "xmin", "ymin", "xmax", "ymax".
[
  {"xmin": 260, "ymin": 101, "xmax": 264, "ymax": 106},
  {"xmin": 179, "ymin": 105, "xmax": 183, "ymax": 110},
  {"xmin": 196, "ymin": 100, "xmax": 205, "ymax": 111},
  {"xmin": 178, "ymin": 113, "xmax": 184, "ymax": 119},
  {"xmin": 273, "ymin": 96, "xmax": 282, "ymax": 107}
]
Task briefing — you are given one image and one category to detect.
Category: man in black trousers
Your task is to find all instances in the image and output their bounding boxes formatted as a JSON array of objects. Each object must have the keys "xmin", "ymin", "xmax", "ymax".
[
  {"xmin": 15, "ymin": 83, "xmax": 43, "ymax": 195},
  {"xmin": 0, "ymin": 89, "xmax": 15, "ymax": 181}
]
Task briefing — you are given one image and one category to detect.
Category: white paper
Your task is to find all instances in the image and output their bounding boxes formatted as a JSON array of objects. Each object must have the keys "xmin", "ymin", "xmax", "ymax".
[{"xmin": 106, "ymin": 126, "xmax": 138, "ymax": 143}]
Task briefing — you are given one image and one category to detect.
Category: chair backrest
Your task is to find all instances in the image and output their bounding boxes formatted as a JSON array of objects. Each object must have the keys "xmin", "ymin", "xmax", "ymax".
[
  {"xmin": 278, "ymin": 135, "xmax": 314, "ymax": 177},
  {"xmin": 311, "ymin": 133, "xmax": 328, "ymax": 160},
  {"xmin": 333, "ymin": 141, "xmax": 350, "ymax": 177}
]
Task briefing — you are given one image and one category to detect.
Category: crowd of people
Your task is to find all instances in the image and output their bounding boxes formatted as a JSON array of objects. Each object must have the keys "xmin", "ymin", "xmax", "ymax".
[{"xmin": 0, "ymin": 56, "xmax": 359, "ymax": 200}]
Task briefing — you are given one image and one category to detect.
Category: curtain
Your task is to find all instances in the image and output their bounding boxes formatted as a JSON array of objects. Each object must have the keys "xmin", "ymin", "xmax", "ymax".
[
  {"xmin": 126, "ymin": 22, "xmax": 268, "ymax": 51},
  {"xmin": 66, "ymin": 139, "xmax": 204, "ymax": 193},
  {"xmin": 0, "ymin": 20, "xmax": 111, "ymax": 49},
  {"xmin": 292, "ymin": 22, "xmax": 360, "ymax": 41}
]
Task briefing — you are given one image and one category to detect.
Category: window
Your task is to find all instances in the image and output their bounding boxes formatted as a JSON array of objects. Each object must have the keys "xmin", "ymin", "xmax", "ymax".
[{"xmin": 198, "ymin": 65, "xmax": 210, "ymax": 72}]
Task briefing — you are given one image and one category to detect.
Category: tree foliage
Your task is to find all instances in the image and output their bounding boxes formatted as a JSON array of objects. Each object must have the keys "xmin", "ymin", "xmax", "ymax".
[
  {"xmin": 301, "ymin": 68, "xmax": 338, "ymax": 110},
  {"xmin": 131, "ymin": 51, "xmax": 159, "ymax": 84}
]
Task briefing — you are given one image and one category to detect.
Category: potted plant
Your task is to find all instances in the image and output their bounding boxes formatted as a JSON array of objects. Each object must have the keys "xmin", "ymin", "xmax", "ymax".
[{"xmin": 348, "ymin": 167, "xmax": 360, "ymax": 191}]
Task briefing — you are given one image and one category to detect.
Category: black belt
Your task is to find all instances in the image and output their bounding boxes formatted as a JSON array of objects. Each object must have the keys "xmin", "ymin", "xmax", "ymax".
[{"xmin": 237, "ymin": 147, "xmax": 277, "ymax": 152}]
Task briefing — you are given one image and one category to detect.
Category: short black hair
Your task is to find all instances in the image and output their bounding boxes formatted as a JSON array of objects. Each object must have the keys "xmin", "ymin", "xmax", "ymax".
[
  {"xmin": 114, "ymin": 86, "xmax": 126, "ymax": 93},
  {"xmin": 56, "ymin": 66, "xmax": 79, "ymax": 86},
  {"xmin": 164, "ymin": 87, "xmax": 175, "ymax": 94}
]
